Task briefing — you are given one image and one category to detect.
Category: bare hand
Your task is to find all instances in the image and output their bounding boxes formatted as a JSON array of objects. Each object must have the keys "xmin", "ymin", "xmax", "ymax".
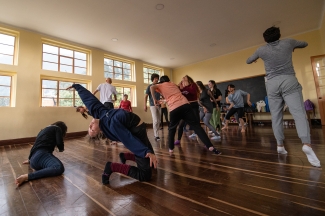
[
  {"xmin": 22, "ymin": 160, "xmax": 29, "ymax": 164},
  {"xmin": 66, "ymin": 86, "xmax": 74, "ymax": 90},
  {"xmin": 144, "ymin": 106, "xmax": 147, "ymax": 112},
  {"xmin": 145, "ymin": 153, "xmax": 158, "ymax": 168},
  {"xmin": 203, "ymin": 107, "xmax": 208, "ymax": 113},
  {"xmin": 247, "ymin": 101, "xmax": 252, "ymax": 106}
]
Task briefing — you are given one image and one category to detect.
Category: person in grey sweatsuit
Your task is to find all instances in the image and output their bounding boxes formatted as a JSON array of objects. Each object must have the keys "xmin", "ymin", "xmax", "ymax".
[{"xmin": 246, "ymin": 26, "xmax": 321, "ymax": 167}]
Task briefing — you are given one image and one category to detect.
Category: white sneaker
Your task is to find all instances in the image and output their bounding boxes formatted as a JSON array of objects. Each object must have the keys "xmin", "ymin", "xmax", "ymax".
[
  {"xmin": 302, "ymin": 145, "xmax": 321, "ymax": 167},
  {"xmin": 208, "ymin": 131, "xmax": 213, "ymax": 134},
  {"xmin": 277, "ymin": 146, "xmax": 288, "ymax": 154},
  {"xmin": 211, "ymin": 136, "xmax": 221, "ymax": 140},
  {"xmin": 189, "ymin": 133, "xmax": 197, "ymax": 138}
]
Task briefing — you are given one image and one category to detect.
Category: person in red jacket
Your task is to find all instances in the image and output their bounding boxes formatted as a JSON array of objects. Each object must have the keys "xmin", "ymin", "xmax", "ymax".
[{"xmin": 119, "ymin": 94, "xmax": 132, "ymax": 112}]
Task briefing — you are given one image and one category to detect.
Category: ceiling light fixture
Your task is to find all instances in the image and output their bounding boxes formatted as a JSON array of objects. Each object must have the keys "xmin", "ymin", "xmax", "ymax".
[
  {"xmin": 156, "ymin": 4, "xmax": 164, "ymax": 10},
  {"xmin": 111, "ymin": 38, "xmax": 118, "ymax": 42}
]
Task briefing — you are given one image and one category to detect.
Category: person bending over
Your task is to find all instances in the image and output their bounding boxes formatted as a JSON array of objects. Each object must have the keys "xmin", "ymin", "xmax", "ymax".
[
  {"xmin": 246, "ymin": 26, "xmax": 321, "ymax": 167},
  {"xmin": 15, "ymin": 121, "xmax": 67, "ymax": 187},
  {"xmin": 150, "ymin": 75, "xmax": 221, "ymax": 155},
  {"xmin": 67, "ymin": 84, "xmax": 157, "ymax": 184},
  {"xmin": 222, "ymin": 84, "xmax": 251, "ymax": 133}
]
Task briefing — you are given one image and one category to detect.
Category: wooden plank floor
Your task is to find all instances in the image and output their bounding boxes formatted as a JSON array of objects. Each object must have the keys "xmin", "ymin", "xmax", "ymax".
[{"xmin": 1, "ymin": 126, "xmax": 325, "ymax": 216}]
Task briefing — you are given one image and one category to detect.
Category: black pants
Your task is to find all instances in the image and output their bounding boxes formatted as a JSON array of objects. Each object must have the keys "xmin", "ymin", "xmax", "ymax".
[
  {"xmin": 160, "ymin": 107, "xmax": 169, "ymax": 128},
  {"xmin": 126, "ymin": 114, "xmax": 154, "ymax": 181},
  {"xmin": 177, "ymin": 102, "xmax": 200, "ymax": 140},
  {"xmin": 169, "ymin": 104, "xmax": 214, "ymax": 150},
  {"xmin": 225, "ymin": 107, "xmax": 244, "ymax": 120},
  {"xmin": 104, "ymin": 102, "xmax": 114, "ymax": 109}
]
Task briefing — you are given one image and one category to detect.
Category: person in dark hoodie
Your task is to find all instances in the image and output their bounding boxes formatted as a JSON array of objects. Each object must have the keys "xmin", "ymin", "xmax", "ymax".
[
  {"xmin": 66, "ymin": 84, "xmax": 157, "ymax": 184},
  {"xmin": 15, "ymin": 121, "xmax": 67, "ymax": 187}
]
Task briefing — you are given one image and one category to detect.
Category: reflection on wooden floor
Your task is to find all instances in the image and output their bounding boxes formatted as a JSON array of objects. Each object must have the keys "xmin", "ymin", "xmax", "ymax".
[{"xmin": 1, "ymin": 126, "xmax": 325, "ymax": 215}]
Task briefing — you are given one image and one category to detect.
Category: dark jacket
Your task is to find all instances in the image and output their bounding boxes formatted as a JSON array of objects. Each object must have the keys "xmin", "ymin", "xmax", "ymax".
[{"xmin": 29, "ymin": 125, "xmax": 64, "ymax": 160}]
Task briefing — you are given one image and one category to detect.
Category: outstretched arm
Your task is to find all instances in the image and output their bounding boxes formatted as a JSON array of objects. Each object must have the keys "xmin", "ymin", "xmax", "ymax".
[
  {"xmin": 67, "ymin": 84, "xmax": 106, "ymax": 119},
  {"xmin": 246, "ymin": 50, "xmax": 259, "ymax": 64}
]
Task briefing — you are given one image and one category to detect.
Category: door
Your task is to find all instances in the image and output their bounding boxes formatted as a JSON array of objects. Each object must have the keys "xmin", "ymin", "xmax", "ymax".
[{"xmin": 311, "ymin": 55, "xmax": 325, "ymax": 126}]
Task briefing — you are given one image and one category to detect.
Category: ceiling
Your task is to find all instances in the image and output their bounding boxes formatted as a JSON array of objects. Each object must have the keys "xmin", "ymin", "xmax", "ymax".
[{"xmin": 0, "ymin": 0, "xmax": 324, "ymax": 69}]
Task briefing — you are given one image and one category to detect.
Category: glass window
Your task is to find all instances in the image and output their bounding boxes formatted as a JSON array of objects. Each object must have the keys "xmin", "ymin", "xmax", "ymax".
[
  {"xmin": 143, "ymin": 66, "xmax": 162, "ymax": 84},
  {"xmin": 41, "ymin": 79, "xmax": 87, "ymax": 107},
  {"xmin": 0, "ymin": 75, "xmax": 12, "ymax": 107},
  {"xmin": 115, "ymin": 86, "xmax": 132, "ymax": 107},
  {"xmin": 104, "ymin": 57, "xmax": 133, "ymax": 81},
  {"xmin": 42, "ymin": 43, "xmax": 88, "ymax": 74},
  {"xmin": 0, "ymin": 33, "xmax": 15, "ymax": 65}
]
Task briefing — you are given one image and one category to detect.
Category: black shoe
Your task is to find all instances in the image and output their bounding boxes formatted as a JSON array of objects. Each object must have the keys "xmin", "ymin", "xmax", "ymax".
[
  {"xmin": 119, "ymin": 153, "xmax": 126, "ymax": 164},
  {"xmin": 102, "ymin": 162, "xmax": 112, "ymax": 185},
  {"xmin": 213, "ymin": 149, "xmax": 222, "ymax": 155},
  {"xmin": 155, "ymin": 136, "xmax": 161, "ymax": 141}
]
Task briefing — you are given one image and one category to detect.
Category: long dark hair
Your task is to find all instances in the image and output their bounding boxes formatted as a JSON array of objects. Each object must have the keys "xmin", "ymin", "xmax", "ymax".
[
  {"xmin": 185, "ymin": 75, "xmax": 199, "ymax": 93},
  {"xmin": 195, "ymin": 81, "xmax": 206, "ymax": 92},
  {"xmin": 76, "ymin": 106, "xmax": 88, "ymax": 119},
  {"xmin": 51, "ymin": 121, "xmax": 67, "ymax": 137}
]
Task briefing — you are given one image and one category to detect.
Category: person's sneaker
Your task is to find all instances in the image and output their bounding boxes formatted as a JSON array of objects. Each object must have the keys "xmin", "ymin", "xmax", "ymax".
[
  {"xmin": 302, "ymin": 145, "xmax": 321, "ymax": 167},
  {"xmin": 277, "ymin": 146, "xmax": 288, "ymax": 154},
  {"xmin": 189, "ymin": 133, "xmax": 197, "ymax": 138},
  {"xmin": 212, "ymin": 149, "xmax": 222, "ymax": 155},
  {"xmin": 169, "ymin": 149, "xmax": 174, "ymax": 153},
  {"xmin": 174, "ymin": 140, "xmax": 180, "ymax": 145},
  {"xmin": 211, "ymin": 136, "xmax": 221, "ymax": 140},
  {"xmin": 208, "ymin": 131, "xmax": 213, "ymax": 134},
  {"xmin": 119, "ymin": 153, "xmax": 126, "ymax": 164},
  {"xmin": 102, "ymin": 162, "xmax": 112, "ymax": 185},
  {"xmin": 155, "ymin": 137, "xmax": 161, "ymax": 141}
]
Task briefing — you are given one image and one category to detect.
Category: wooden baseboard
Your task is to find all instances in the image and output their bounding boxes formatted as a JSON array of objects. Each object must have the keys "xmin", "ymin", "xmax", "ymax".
[{"xmin": 0, "ymin": 131, "xmax": 88, "ymax": 146}]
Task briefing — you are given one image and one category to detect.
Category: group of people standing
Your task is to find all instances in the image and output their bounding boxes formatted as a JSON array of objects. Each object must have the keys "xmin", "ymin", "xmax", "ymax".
[{"xmin": 15, "ymin": 26, "xmax": 321, "ymax": 188}]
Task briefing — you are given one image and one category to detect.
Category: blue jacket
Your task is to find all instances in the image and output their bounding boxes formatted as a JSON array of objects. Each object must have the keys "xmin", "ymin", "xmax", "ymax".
[{"xmin": 73, "ymin": 84, "xmax": 153, "ymax": 158}]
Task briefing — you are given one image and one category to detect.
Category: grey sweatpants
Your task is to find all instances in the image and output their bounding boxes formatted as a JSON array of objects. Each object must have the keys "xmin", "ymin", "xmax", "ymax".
[{"xmin": 265, "ymin": 75, "xmax": 310, "ymax": 145}]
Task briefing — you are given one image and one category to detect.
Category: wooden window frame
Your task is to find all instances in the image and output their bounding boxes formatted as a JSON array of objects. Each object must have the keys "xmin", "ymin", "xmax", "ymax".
[
  {"xmin": 0, "ymin": 28, "xmax": 19, "ymax": 65},
  {"xmin": 104, "ymin": 55, "xmax": 135, "ymax": 82},
  {"xmin": 0, "ymin": 73, "xmax": 13, "ymax": 107},
  {"xmin": 143, "ymin": 65, "xmax": 163, "ymax": 84}
]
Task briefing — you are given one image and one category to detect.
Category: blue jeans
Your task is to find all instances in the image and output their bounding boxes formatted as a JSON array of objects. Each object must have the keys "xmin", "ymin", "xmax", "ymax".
[{"xmin": 28, "ymin": 150, "xmax": 65, "ymax": 180}]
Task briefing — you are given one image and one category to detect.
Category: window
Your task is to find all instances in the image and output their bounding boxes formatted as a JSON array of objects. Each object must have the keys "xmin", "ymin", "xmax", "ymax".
[
  {"xmin": 143, "ymin": 66, "xmax": 162, "ymax": 84},
  {"xmin": 115, "ymin": 86, "xmax": 131, "ymax": 106},
  {"xmin": 42, "ymin": 43, "xmax": 88, "ymax": 75},
  {"xmin": 41, "ymin": 79, "xmax": 87, "ymax": 107},
  {"xmin": 0, "ymin": 75, "xmax": 12, "ymax": 107},
  {"xmin": 104, "ymin": 57, "xmax": 133, "ymax": 81},
  {"xmin": 0, "ymin": 33, "xmax": 16, "ymax": 65}
]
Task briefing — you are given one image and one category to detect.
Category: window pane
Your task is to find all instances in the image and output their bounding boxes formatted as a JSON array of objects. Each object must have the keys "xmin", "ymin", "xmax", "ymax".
[
  {"xmin": 0, "ymin": 34, "xmax": 15, "ymax": 46},
  {"xmin": 144, "ymin": 73, "xmax": 148, "ymax": 79},
  {"xmin": 143, "ymin": 68, "xmax": 148, "ymax": 73},
  {"xmin": 43, "ymin": 53, "xmax": 58, "ymax": 63},
  {"xmin": 123, "ymin": 63, "xmax": 130, "ymax": 69},
  {"xmin": 104, "ymin": 72, "xmax": 113, "ymax": 78},
  {"xmin": 59, "ymin": 90, "xmax": 73, "ymax": 98},
  {"xmin": 124, "ymin": 75, "xmax": 131, "ymax": 81},
  {"xmin": 58, "ymin": 99, "xmax": 73, "ymax": 106},
  {"xmin": 43, "ymin": 62, "xmax": 58, "ymax": 71},
  {"xmin": 144, "ymin": 78, "xmax": 148, "ymax": 84},
  {"xmin": 42, "ymin": 89, "xmax": 57, "ymax": 97},
  {"xmin": 0, "ymin": 86, "xmax": 10, "ymax": 96},
  {"xmin": 75, "ymin": 98, "xmax": 83, "ymax": 106},
  {"xmin": 75, "ymin": 59, "xmax": 86, "ymax": 67},
  {"xmin": 123, "ymin": 69, "xmax": 131, "ymax": 75},
  {"xmin": 116, "ymin": 93, "xmax": 123, "ymax": 102},
  {"xmin": 114, "ymin": 61, "xmax": 122, "ymax": 67},
  {"xmin": 60, "ymin": 64, "xmax": 73, "ymax": 73},
  {"xmin": 43, "ymin": 44, "xmax": 58, "ymax": 55},
  {"xmin": 114, "ymin": 67, "xmax": 122, "ymax": 73},
  {"xmin": 75, "ymin": 67, "xmax": 87, "ymax": 75},
  {"xmin": 114, "ymin": 73, "xmax": 122, "ymax": 80},
  {"xmin": 75, "ymin": 51, "xmax": 86, "ymax": 60},
  {"xmin": 0, "ymin": 76, "xmax": 11, "ymax": 85},
  {"xmin": 0, "ymin": 97, "xmax": 10, "ymax": 106},
  {"xmin": 0, "ymin": 54, "xmax": 14, "ymax": 65},
  {"xmin": 60, "ymin": 48, "xmax": 73, "ymax": 57},
  {"xmin": 124, "ymin": 88, "xmax": 131, "ymax": 95},
  {"xmin": 116, "ymin": 87, "xmax": 122, "ymax": 93},
  {"xmin": 60, "ymin": 56, "xmax": 73, "ymax": 65},
  {"xmin": 42, "ymin": 98, "xmax": 57, "ymax": 106},
  {"xmin": 0, "ymin": 44, "xmax": 14, "ymax": 55},
  {"xmin": 59, "ymin": 81, "xmax": 73, "ymax": 89},
  {"xmin": 42, "ymin": 80, "xmax": 57, "ymax": 88},
  {"xmin": 104, "ymin": 58, "xmax": 113, "ymax": 66},
  {"xmin": 80, "ymin": 83, "xmax": 87, "ymax": 88}
]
